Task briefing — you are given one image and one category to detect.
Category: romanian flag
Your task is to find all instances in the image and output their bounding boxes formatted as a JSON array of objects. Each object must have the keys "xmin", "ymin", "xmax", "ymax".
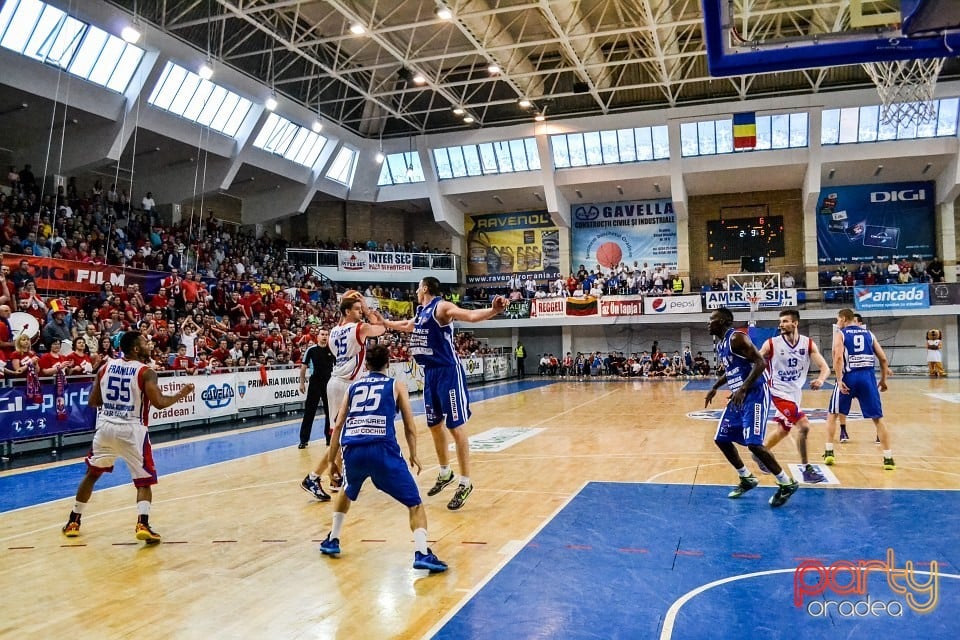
[{"xmin": 733, "ymin": 112, "xmax": 756, "ymax": 150}]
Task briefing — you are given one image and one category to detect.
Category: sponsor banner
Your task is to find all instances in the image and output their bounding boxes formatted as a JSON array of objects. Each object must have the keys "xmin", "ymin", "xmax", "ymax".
[
  {"xmin": 704, "ymin": 288, "xmax": 798, "ymax": 310},
  {"xmin": 644, "ymin": 294, "xmax": 703, "ymax": 315},
  {"xmin": 465, "ymin": 211, "xmax": 560, "ymax": 284},
  {"xmin": 460, "ymin": 355, "xmax": 484, "ymax": 379},
  {"xmin": 599, "ymin": 294, "xmax": 644, "ymax": 317},
  {"xmin": 375, "ymin": 297, "xmax": 414, "ymax": 317},
  {"xmin": 530, "ymin": 297, "xmax": 567, "ymax": 318},
  {"xmin": 338, "ymin": 250, "xmax": 368, "ymax": 271},
  {"xmin": 338, "ymin": 250, "xmax": 414, "ymax": 272},
  {"xmin": 854, "ymin": 284, "xmax": 929, "ymax": 311},
  {"xmin": 566, "ymin": 295, "xmax": 598, "ymax": 316},
  {"xmin": 388, "ymin": 360, "xmax": 425, "ymax": 393},
  {"xmin": 930, "ymin": 283, "xmax": 960, "ymax": 306},
  {"xmin": 504, "ymin": 298, "xmax": 531, "ymax": 319},
  {"xmin": 571, "ymin": 199, "xmax": 678, "ymax": 273},
  {"xmin": 816, "ymin": 181, "xmax": 935, "ymax": 265},
  {"xmin": 234, "ymin": 370, "xmax": 304, "ymax": 410},
  {"xmin": 484, "ymin": 355, "xmax": 510, "ymax": 381},
  {"xmin": 1, "ymin": 255, "xmax": 167, "ymax": 296},
  {"xmin": 150, "ymin": 373, "xmax": 236, "ymax": 425},
  {"xmin": 452, "ymin": 427, "xmax": 546, "ymax": 453},
  {"xmin": 0, "ymin": 381, "xmax": 96, "ymax": 441}
]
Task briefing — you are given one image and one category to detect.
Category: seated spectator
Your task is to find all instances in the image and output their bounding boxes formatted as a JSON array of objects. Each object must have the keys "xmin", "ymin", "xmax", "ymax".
[
  {"xmin": 782, "ymin": 271, "xmax": 795, "ymax": 288},
  {"xmin": 6, "ymin": 334, "xmax": 38, "ymax": 376},
  {"xmin": 67, "ymin": 337, "xmax": 96, "ymax": 374},
  {"xmin": 38, "ymin": 339, "xmax": 72, "ymax": 376}
]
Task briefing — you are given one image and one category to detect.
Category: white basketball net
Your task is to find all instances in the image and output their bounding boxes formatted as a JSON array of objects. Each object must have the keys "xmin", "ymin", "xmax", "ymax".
[{"xmin": 861, "ymin": 58, "xmax": 946, "ymax": 126}]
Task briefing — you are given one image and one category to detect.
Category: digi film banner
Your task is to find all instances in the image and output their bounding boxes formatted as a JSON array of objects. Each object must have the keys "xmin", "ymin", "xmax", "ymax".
[
  {"xmin": 571, "ymin": 199, "xmax": 678, "ymax": 273},
  {"xmin": 465, "ymin": 211, "xmax": 561, "ymax": 284},
  {"xmin": 816, "ymin": 181, "xmax": 936, "ymax": 265}
]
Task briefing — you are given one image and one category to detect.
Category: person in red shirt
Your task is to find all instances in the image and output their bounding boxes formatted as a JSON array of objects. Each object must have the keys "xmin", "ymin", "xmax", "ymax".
[
  {"xmin": 38, "ymin": 339, "xmax": 71, "ymax": 376},
  {"xmin": 66, "ymin": 337, "xmax": 95, "ymax": 374},
  {"xmin": 171, "ymin": 345, "xmax": 197, "ymax": 375},
  {"xmin": 210, "ymin": 338, "xmax": 231, "ymax": 364},
  {"xmin": 181, "ymin": 271, "xmax": 201, "ymax": 306}
]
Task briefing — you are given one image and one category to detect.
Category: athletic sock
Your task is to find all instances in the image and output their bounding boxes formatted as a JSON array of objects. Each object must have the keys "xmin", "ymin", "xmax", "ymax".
[
  {"xmin": 825, "ymin": 443, "xmax": 834, "ymax": 452},
  {"xmin": 413, "ymin": 528, "xmax": 428, "ymax": 555},
  {"xmin": 137, "ymin": 500, "xmax": 151, "ymax": 516},
  {"xmin": 736, "ymin": 467, "xmax": 751, "ymax": 478},
  {"xmin": 308, "ymin": 472, "xmax": 319, "ymax": 481},
  {"xmin": 458, "ymin": 475, "xmax": 471, "ymax": 488},
  {"xmin": 72, "ymin": 501, "xmax": 87, "ymax": 515},
  {"xmin": 883, "ymin": 450, "xmax": 893, "ymax": 458},
  {"xmin": 439, "ymin": 465, "xmax": 452, "ymax": 477},
  {"xmin": 331, "ymin": 512, "xmax": 346, "ymax": 539},
  {"xmin": 775, "ymin": 471, "xmax": 791, "ymax": 484}
]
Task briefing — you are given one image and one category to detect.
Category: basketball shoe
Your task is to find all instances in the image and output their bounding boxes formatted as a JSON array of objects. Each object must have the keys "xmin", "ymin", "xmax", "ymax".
[
  {"xmin": 447, "ymin": 483, "xmax": 473, "ymax": 510},
  {"xmin": 135, "ymin": 522, "xmax": 162, "ymax": 544},
  {"xmin": 883, "ymin": 457, "xmax": 896, "ymax": 471},
  {"xmin": 62, "ymin": 519, "xmax": 81, "ymax": 538},
  {"xmin": 319, "ymin": 534, "xmax": 340, "ymax": 556},
  {"xmin": 801, "ymin": 464, "xmax": 826, "ymax": 484},
  {"xmin": 769, "ymin": 480, "xmax": 800, "ymax": 507},
  {"xmin": 413, "ymin": 549, "xmax": 448, "ymax": 573},
  {"xmin": 301, "ymin": 475, "xmax": 331, "ymax": 501},
  {"xmin": 822, "ymin": 450, "xmax": 835, "ymax": 465},
  {"xmin": 839, "ymin": 426, "xmax": 850, "ymax": 443},
  {"xmin": 427, "ymin": 470, "xmax": 456, "ymax": 496},
  {"xmin": 727, "ymin": 475, "xmax": 758, "ymax": 499}
]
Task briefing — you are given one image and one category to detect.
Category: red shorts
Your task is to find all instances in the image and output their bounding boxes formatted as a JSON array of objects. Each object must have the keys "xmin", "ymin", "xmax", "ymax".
[{"xmin": 771, "ymin": 396, "xmax": 805, "ymax": 431}]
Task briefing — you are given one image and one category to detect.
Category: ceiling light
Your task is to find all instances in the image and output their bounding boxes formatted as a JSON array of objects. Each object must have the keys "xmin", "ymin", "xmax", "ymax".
[
  {"xmin": 436, "ymin": 6, "xmax": 453, "ymax": 20},
  {"xmin": 312, "ymin": 120, "xmax": 323, "ymax": 133},
  {"xmin": 349, "ymin": 23, "xmax": 366, "ymax": 35},
  {"xmin": 406, "ymin": 165, "xmax": 414, "ymax": 178},
  {"xmin": 654, "ymin": 183, "xmax": 661, "ymax": 193},
  {"xmin": 922, "ymin": 162, "xmax": 933, "ymax": 174},
  {"xmin": 534, "ymin": 112, "xmax": 545, "ymax": 122},
  {"xmin": 873, "ymin": 165, "xmax": 883, "ymax": 177},
  {"xmin": 412, "ymin": 73, "xmax": 426, "ymax": 85},
  {"xmin": 265, "ymin": 95, "xmax": 278, "ymax": 111},
  {"xmin": 463, "ymin": 115, "xmax": 475, "ymax": 123},
  {"xmin": 487, "ymin": 64, "xmax": 500, "ymax": 75},
  {"xmin": 121, "ymin": 25, "xmax": 142, "ymax": 44},
  {"xmin": 375, "ymin": 151, "xmax": 385, "ymax": 164},
  {"xmin": 198, "ymin": 62, "xmax": 214, "ymax": 80},
  {"xmin": 452, "ymin": 107, "xmax": 465, "ymax": 115},
  {"xmin": 518, "ymin": 98, "xmax": 532, "ymax": 108},
  {"xmin": 827, "ymin": 168, "xmax": 836, "ymax": 180}
]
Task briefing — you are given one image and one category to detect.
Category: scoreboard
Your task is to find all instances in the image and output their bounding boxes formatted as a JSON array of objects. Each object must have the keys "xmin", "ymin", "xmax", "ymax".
[{"xmin": 707, "ymin": 215, "xmax": 785, "ymax": 262}]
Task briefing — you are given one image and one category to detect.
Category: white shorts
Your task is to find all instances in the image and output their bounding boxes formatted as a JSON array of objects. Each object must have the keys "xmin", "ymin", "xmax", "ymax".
[
  {"xmin": 85, "ymin": 420, "xmax": 157, "ymax": 487},
  {"xmin": 326, "ymin": 377, "xmax": 353, "ymax": 424}
]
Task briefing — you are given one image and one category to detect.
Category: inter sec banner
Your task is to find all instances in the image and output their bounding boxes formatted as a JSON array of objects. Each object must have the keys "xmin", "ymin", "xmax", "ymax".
[
  {"xmin": 465, "ymin": 211, "xmax": 560, "ymax": 284},
  {"xmin": 337, "ymin": 250, "xmax": 413, "ymax": 273},
  {"xmin": 816, "ymin": 181, "xmax": 935, "ymax": 265},
  {"xmin": 2, "ymin": 255, "xmax": 167, "ymax": 295},
  {"xmin": 571, "ymin": 199, "xmax": 677, "ymax": 273}
]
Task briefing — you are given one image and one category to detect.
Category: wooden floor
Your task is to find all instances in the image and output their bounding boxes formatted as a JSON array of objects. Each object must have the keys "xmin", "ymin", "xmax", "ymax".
[{"xmin": 1, "ymin": 376, "xmax": 958, "ymax": 639}]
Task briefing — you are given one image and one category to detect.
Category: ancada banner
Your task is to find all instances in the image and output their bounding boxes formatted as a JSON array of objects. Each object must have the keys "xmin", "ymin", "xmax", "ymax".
[
  {"xmin": 530, "ymin": 297, "xmax": 566, "ymax": 318},
  {"xmin": 2, "ymin": 255, "xmax": 167, "ymax": 295},
  {"xmin": 465, "ymin": 211, "xmax": 560, "ymax": 284},
  {"xmin": 816, "ymin": 181, "xmax": 936, "ymax": 265},
  {"xmin": 571, "ymin": 199, "xmax": 677, "ymax": 273},
  {"xmin": 599, "ymin": 295, "xmax": 644, "ymax": 317},
  {"xmin": 854, "ymin": 284, "xmax": 929, "ymax": 311}
]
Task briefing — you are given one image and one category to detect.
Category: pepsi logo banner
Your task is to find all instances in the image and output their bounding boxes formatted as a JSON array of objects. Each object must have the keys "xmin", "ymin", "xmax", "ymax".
[
  {"xmin": 599, "ymin": 295, "xmax": 644, "ymax": 317},
  {"xmin": 643, "ymin": 295, "xmax": 703, "ymax": 314},
  {"xmin": 853, "ymin": 284, "xmax": 929, "ymax": 311}
]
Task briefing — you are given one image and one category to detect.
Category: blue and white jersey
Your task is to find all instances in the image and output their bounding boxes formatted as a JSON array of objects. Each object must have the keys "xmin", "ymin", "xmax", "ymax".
[
  {"xmin": 840, "ymin": 325, "xmax": 877, "ymax": 373},
  {"xmin": 410, "ymin": 296, "xmax": 459, "ymax": 368},
  {"xmin": 341, "ymin": 373, "xmax": 397, "ymax": 446},
  {"xmin": 716, "ymin": 328, "xmax": 768, "ymax": 392}
]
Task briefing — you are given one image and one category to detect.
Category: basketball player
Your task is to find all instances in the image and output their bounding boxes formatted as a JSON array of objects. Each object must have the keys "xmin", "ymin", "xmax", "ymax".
[
  {"xmin": 823, "ymin": 308, "xmax": 895, "ymax": 470},
  {"xmin": 62, "ymin": 331, "xmax": 194, "ymax": 543},
  {"xmin": 379, "ymin": 277, "xmax": 507, "ymax": 510},
  {"xmin": 301, "ymin": 296, "xmax": 386, "ymax": 499},
  {"xmin": 838, "ymin": 312, "xmax": 863, "ymax": 443},
  {"xmin": 755, "ymin": 310, "xmax": 830, "ymax": 484},
  {"xmin": 704, "ymin": 307, "xmax": 799, "ymax": 507},
  {"xmin": 318, "ymin": 345, "xmax": 447, "ymax": 573}
]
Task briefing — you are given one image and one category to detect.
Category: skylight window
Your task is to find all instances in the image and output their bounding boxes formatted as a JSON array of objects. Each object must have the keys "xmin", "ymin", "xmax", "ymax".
[
  {"xmin": 147, "ymin": 61, "xmax": 253, "ymax": 137},
  {"xmin": 326, "ymin": 146, "xmax": 358, "ymax": 186},
  {"xmin": 253, "ymin": 113, "xmax": 328, "ymax": 168}
]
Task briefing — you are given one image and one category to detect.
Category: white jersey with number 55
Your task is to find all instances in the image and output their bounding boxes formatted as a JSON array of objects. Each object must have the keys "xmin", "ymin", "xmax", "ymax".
[{"xmin": 96, "ymin": 358, "xmax": 151, "ymax": 427}]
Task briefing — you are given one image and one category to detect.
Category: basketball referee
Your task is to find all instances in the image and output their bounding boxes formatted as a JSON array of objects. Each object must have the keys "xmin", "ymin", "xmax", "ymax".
[{"xmin": 298, "ymin": 327, "xmax": 334, "ymax": 448}]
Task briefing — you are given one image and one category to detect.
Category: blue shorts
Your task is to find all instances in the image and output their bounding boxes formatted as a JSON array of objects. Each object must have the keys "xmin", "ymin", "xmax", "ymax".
[
  {"xmin": 715, "ymin": 385, "xmax": 771, "ymax": 446},
  {"xmin": 341, "ymin": 441, "xmax": 422, "ymax": 507},
  {"xmin": 829, "ymin": 371, "xmax": 883, "ymax": 419},
  {"xmin": 424, "ymin": 365, "xmax": 471, "ymax": 429}
]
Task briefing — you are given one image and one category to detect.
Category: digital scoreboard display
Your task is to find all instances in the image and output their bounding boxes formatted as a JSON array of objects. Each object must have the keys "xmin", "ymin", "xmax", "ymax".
[{"xmin": 707, "ymin": 215, "xmax": 785, "ymax": 262}]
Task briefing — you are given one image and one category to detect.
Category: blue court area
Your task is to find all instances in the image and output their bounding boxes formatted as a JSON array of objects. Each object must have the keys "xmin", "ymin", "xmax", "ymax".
[
  {"xmin": 433, "ymin": 483, "xmax": 960, "ymax": 640},
  {"xmin": 0, "ymin": 379, "xmax": 554, "ymax": 513}
]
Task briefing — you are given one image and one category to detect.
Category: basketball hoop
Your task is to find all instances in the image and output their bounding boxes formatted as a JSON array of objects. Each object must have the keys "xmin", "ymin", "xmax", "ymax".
[
  {"xmin": 861, "ymin": 57, "xmax": 946, "ymax": 126},
  {"xmin": 745, "ymin": 291, "xmax": 762, "ymax": 327}
]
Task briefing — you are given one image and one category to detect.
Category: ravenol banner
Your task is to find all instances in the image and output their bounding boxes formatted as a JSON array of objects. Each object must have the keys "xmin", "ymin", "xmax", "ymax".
[
  {"xmin": 465, "ymin": 211, "xmax": 560, "ymax": 284},
  {"xmin": 854, "ymin": 284, "xmax": 929, "ymax": 311},
  {"xmin": 571, "ymin": 199, "xmax": 677, "ymax": 274},
  {"xmin": 816, "ymin": 181, "xmax": 935, "ymax": 265}
]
